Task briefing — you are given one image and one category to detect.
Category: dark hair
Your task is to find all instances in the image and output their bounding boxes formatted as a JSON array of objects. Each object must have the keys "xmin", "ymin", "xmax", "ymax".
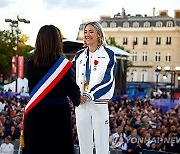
[
  {"xmin": 5, "ymin": 136, "xmax": 12, "ymax": 141},
  {"xmin": 33, "ymin": 25, "xmax": 63, "ymax": 67}
]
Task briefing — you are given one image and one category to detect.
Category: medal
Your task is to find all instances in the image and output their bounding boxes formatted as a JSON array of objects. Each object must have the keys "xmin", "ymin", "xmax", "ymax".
[{"xmin": 84, "ymin": 82, "xmax": 89, "ymax": 92}]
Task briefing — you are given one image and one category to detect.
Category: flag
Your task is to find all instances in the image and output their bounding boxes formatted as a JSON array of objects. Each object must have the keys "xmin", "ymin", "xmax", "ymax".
[
  {"xmin": 132, "ymin": 40, "xmax": 135, "ymax": 49},
  {"xmin": 18, "ymin": 56, "xmax": 24, "ymax": 78}
]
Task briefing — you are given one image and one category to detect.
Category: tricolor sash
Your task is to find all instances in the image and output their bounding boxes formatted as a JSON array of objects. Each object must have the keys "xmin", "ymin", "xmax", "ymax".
[
  {"xmin": 20, "ymin": 56, "xmax": 72, "ymax": 147},
  {"xmin": 24, "ymin": 56, "xmax": 72, "ymax": 116}
]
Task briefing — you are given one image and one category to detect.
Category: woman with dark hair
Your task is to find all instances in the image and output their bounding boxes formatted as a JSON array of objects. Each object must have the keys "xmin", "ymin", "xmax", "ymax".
[{"xmin": 24, "ymin": 25, "xmax": 80, "ymax": 154}]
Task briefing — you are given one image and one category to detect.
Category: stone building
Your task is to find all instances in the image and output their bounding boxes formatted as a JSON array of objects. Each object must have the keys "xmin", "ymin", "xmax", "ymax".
[{"xmin": 77, "ymin": 9, "xmax": 180, "ymax": 89}]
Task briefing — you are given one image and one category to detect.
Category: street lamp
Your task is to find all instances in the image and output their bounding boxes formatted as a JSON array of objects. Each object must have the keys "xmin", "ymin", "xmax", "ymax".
[
  {"xmin": 155, "ymin": 66, "xmax": 162, "ymax": 92},
  {"xmin": 178, "ymin": 74, "xmax": 180, "ymax": 91},
  {"xmin": 5, "ymin": 15, "xmax": 30, "ymax": 93},
  {"xmin": 162, "ymin": 74, "xmax": 168, "ymax": 80},
  {"xmin": 178, "ymin": 75, "xmax": 180, "ymax": 81},
  {"xmin": 131, "ymin": 72, "xmax": 134, "ymax": 82}
]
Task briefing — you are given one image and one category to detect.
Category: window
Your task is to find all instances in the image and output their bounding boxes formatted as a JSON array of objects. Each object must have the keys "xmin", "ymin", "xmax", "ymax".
[
  {"xmin": 141, "ymin": 70, "xmax": 148, "ymax": 82},
  {"xmin": 131, "ymin": 70, "xmax": 137, "ymax": 82},
  {"xmin": 155, "ymin": 52, "xmax": 161, "ymax": 62},
  {"xmin": 156, "ymin": 21, "xmax": 162, "ymax": 27},
  {"xmin": 123, "ymin": 22, "xmax": 129, "ymax": 28},
  {"xmin": 165, "ymin": 53, "xmax": 171, "ymax": 62},
  {"xmin": 132, "ymin": 52, "xmax": 137, "ymax": 62},
  {"xmin": 156, "ymin": 37, "xmax": 161, "ymax": 45},
  {"xmin": 123, "ymin": 37, "xmax": 128, "ymax": 45},
  {"xmin": 166, "ymin": 21, "xmax": 173, "ymax": 27},
  {"xmin": 144, "ymin": 21, "xmax": 150, "ymax": 27},
  {"xmin": 142, "ymin": 52, "xmax": 148, "ymax": 62},
  {"xmin": 166, "ymin": 37, "xmax": 171, "ymax": 45},
  {"xmin": 143, "ymin": 37, "xmax": 148, "ymax": 45},
  {"xmin": 133, "ymin": 37, "xmax": 138, "ymax": 45},
  {"xmin": 101, "ymin": 22, "xmax": 107, "ymax": 28},
  {"xmin": 110, "ymin": 22, "xmax": 116, "ymax": 28},
  {"xmin": 133, "ymin": 22, "xmax": 139, "ymax": 28}
]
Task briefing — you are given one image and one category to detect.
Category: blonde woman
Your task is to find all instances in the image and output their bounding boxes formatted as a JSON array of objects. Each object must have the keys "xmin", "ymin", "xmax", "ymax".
[{"xmin": 73, "ymin": 22, "xmax": 116, "ymax": 154}]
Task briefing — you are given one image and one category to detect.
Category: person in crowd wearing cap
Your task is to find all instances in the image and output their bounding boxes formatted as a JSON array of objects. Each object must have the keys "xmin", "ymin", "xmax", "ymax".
[
  {"xmin": 0, "ymin": 136, "xmax": 14, "ymax": 154},
  {"xmin": 72, "ymin": 21, "xmax": 116, "ymax": 154}
]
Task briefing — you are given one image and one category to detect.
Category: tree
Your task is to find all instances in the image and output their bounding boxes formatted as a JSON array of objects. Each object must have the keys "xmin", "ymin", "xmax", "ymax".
[
  {"xmin": 0, "ymin": 29, "xmax": 33, "ymax": 81},
  {"xmin": 107, "ymin": 36, "xmax": 124, "ymax": 50}
]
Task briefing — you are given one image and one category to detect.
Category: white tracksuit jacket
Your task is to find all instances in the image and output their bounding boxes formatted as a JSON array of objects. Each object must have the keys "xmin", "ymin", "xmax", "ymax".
[{"xmin": 72, "ymin": 45, "xmax": 116, "ymax": 101}]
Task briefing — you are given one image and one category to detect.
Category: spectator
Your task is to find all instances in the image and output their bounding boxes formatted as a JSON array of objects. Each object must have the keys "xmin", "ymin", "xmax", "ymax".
[
  {"xmin": 110, "ymin": 126, "xmax": 128, "ymax": 147},
  {"xmin": 0, "ymin": 126, "xmax": 7, "ymax": 140},
  {"xmin": 165, "ymin": 124, "xmax": 180, "ymax": 153},
  {"xmin": 8, "ymin": 126, "xmax": 20, "ymax": 141},
  {"xmin": 115, "ymin": 136, "xmax": 127, "ymax": 153},
  {"xmin": 127, "ymin": 129, "xmax": 141, "ymax": 153},
  {"xmin": 0, "ymin": 101, "xmax": 4, "ymax": 113},
  {"xmin": 0, "ymin": 136, "xmax": 14, "ymax": 154},
  {"xmin": 149, "ymin": 142, "xmax": 157, "ymax": 151},
  {"xmin": 124, "ymin": 124, "xmax": 131, "ymax": 137}
]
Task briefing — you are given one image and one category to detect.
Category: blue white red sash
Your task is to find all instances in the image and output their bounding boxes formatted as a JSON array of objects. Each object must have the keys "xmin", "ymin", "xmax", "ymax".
[{"xmin": 22, "ymin": 56, "xmax": 72, "ymax": 130}]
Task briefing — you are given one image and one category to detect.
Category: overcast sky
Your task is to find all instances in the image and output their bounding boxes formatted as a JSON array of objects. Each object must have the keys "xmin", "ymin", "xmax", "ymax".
[{"xmin": 0, "ymin": 0, "xmax": 179, "ymax": 46}]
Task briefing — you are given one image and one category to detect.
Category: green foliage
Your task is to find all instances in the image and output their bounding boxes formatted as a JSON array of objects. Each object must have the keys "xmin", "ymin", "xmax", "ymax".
[
  {"xmin": 0, "ymin": 30, "xmax": 15, "ymax": 79},
  {"xmin": 0, "ymin": 28, "xmax": 34, "ymax": 80}
]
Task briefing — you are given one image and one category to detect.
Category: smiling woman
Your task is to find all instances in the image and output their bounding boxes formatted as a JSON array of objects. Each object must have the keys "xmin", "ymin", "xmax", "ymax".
[
  {"xmin": 84, "ymin": 22, "xmax": 106, "ymax": 52},
  {"xmin": 72, "ymin": 21, "xmax": 117, "ymax": 154}
]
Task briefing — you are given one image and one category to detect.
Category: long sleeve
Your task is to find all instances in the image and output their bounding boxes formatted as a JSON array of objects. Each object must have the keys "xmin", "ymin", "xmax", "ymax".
[{"xmin": 63, "ymin": 68, "xmax": 81, "ymax": 107}]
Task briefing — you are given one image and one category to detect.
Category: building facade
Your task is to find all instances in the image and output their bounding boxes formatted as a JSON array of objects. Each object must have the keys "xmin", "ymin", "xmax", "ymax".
[{"xmin": 77, "ymin": 9, "xmax": 180, "ymax": 88}]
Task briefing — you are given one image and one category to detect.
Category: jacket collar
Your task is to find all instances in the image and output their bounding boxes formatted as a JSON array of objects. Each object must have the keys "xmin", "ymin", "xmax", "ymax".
[{"xmin": 85, "ymin": 46, "xmax": 104, "ymax": 56}]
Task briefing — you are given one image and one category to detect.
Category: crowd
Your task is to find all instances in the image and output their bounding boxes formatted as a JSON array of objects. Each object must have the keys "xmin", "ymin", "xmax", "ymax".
[
  {"xmin": 0, "ymin": 88, "xmax": 180, "ymax": 154},
  {"xmin": 0, "ymin": 88, "xmax": 27, "ymax": 153},
  {"xmin": 107, "ymin": 98, "xmax": 180, "ymax": 153},
  {"xmin": 72, "ymin": 97, "xmax": 180, "ymax": 153}
]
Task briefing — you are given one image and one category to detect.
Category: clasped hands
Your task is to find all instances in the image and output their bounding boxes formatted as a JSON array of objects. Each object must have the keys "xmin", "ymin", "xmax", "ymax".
[{"xmin": 80, "ymin": 95, "xmax": 88, "ymax": 105}]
